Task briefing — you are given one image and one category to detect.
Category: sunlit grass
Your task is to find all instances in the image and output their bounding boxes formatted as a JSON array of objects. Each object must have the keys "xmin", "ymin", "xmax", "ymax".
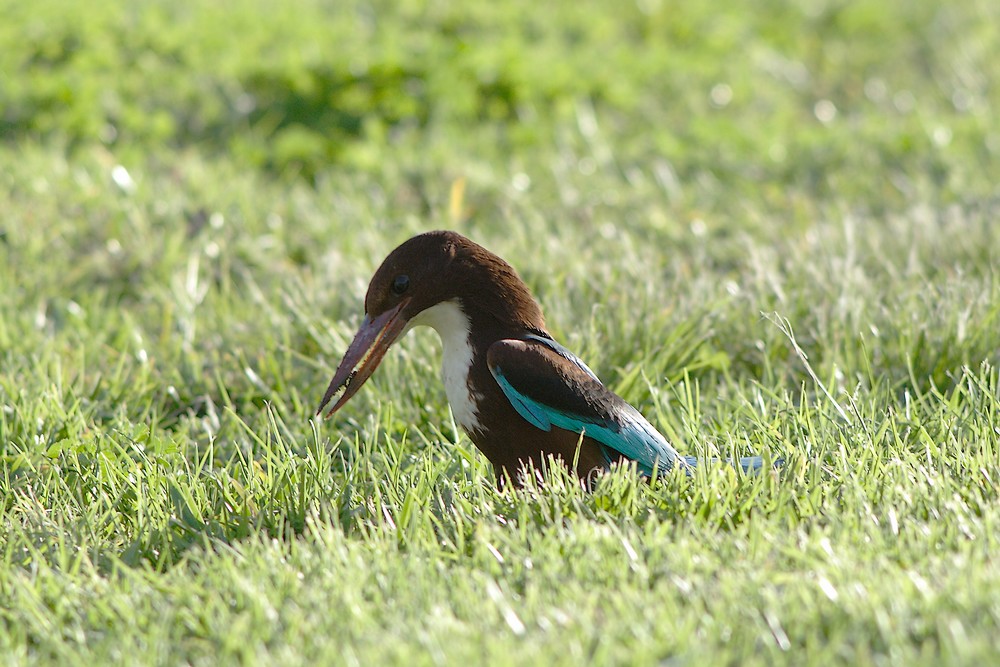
[{"xmin": 2, "ymin": 0, "xmax": 1000, "ymax": 664}]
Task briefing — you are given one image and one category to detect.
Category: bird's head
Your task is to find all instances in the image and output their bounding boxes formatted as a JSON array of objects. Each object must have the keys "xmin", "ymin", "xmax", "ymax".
[{"xmin": 316, "ymin": 230, "xmax": 544, "ymax": 418}]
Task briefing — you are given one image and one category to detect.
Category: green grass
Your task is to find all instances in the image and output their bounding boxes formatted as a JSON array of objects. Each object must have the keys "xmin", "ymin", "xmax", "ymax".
[{"xmin": 2, "ymin": 0, "xmax": 1000, "ymax": 664}]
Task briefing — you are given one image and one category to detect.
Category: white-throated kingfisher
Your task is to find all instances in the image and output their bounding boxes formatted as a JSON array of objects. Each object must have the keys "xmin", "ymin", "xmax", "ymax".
[{"xmin": 317, "ymin": 230, "xmax": 771, "ymax": 486}]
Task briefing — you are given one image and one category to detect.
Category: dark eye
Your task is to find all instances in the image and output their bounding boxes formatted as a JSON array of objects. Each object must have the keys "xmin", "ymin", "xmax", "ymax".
[{"xmin": 391, "ymin": 274, "xmax": 409, "ymax": 295}]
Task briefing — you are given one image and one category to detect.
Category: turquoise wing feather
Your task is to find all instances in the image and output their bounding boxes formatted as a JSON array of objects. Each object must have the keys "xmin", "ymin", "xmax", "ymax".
[
  {"xmin": 488, "ymin": 335, "xmax": 684, "ymax": 474},
  {"xmin": 489, "ymin": 335, "xmax": 775, "ymax": 474}
]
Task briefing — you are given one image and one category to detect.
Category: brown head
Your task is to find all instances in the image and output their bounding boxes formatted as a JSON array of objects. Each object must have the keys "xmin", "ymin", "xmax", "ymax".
[{"xmin": 316, "ymin": 230, "xmax": 545, "ymax": 417}]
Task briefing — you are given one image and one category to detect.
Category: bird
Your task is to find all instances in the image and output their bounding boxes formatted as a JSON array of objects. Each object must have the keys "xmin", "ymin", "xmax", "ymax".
[{"xmin": 317, "ymin": 230, "xmax": 774, "ymax": 487}]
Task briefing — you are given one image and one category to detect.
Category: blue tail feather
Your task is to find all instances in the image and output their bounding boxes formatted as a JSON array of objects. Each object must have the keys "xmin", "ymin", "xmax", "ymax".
[{"xmin": 675, "ymin": 455, "xmax": 784, "ymax": 474}]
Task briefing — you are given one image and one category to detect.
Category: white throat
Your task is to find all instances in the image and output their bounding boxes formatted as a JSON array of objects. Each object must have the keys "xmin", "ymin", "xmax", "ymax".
[{"xmin": 408, "ymin": 300, "xmax": 482, "ymax": 433}]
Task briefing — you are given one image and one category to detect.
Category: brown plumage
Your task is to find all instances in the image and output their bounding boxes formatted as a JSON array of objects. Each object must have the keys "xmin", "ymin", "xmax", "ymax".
[{"xmin": 318, "ymin": 231, "xmax": 771, "ymax": 486}]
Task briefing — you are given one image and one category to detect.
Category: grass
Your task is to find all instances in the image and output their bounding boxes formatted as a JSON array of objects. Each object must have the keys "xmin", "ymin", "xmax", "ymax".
[{"xmin": 2, "ymin": 0, "xmax": 999, "ymax": 664}]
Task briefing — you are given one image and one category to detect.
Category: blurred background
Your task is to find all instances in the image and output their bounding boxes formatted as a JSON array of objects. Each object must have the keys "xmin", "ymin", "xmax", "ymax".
[{"xmin": 4, "ymin": 0, "xmax": 997, "ymax": 196}]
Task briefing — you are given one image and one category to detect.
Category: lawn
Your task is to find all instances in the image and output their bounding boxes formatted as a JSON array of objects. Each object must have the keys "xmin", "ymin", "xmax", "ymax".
[{"xmin": 1, "ymin": 0, "xmax": 999, "ymax": 664}]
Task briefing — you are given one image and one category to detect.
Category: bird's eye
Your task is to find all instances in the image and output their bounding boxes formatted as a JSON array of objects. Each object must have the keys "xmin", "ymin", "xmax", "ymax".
[{"xmin": 391, "ymin": 274, "xmax": 409, "ymax": 295}]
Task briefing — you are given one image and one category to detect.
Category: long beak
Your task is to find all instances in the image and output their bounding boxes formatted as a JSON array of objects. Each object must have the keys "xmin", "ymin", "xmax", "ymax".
[{"xmin": 316, "ymin": 299, "xmax": 411, "ymax": 418}]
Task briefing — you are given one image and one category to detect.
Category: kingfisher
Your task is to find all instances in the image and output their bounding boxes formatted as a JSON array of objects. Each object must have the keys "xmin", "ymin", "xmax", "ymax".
[{"xmin": 317, "ymin": 230, "xmax": 771, "ymax": 486}]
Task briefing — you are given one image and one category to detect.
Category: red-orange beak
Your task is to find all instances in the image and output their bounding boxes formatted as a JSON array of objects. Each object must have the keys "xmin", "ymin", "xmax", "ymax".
[{"xmin": 316, "ymin": 299, "xmax": 411, "ymax": 418}]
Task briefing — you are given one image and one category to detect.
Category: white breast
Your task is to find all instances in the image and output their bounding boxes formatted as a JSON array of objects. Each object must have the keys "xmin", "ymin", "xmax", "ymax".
[{"xmin": 408, "ymin": 300, "xmax": 483, "ymax": 433}]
